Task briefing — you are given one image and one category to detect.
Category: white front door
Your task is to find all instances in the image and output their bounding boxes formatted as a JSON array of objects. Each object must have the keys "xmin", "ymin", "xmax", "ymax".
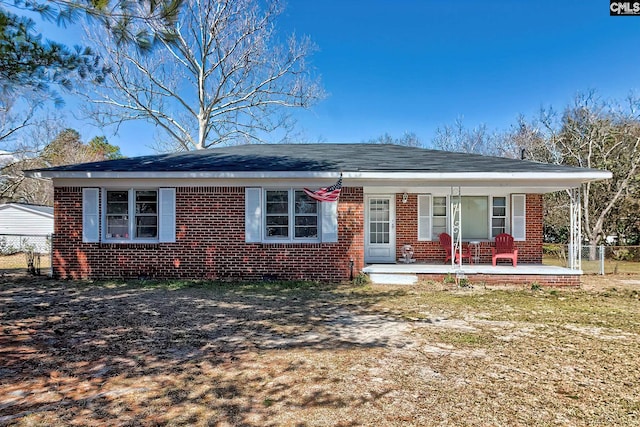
[{"xmin": 365, "ymin": 195, "xmax": 396, "ymax": 263}]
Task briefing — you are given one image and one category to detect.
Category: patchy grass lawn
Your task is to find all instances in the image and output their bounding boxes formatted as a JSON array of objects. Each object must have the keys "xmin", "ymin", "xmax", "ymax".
[
  {"xmin": 1, "ymin": 274, "xmax": 639, "ymax": 426},
  {"xmin": 543, "ymin": 254, "xmax": 640, "ymax": 275},
  {"xmin": 0, "ymin": 253, "xmax": 51, "ymax": 272}
]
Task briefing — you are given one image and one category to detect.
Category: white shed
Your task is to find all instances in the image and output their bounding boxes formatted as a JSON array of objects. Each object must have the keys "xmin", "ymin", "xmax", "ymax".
[{"xmin": 0, "ymin": 203, "xmax": 53, "ymax": 253}]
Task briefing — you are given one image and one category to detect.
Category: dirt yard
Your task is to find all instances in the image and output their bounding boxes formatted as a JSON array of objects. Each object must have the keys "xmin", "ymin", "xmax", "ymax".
[{"xmin": 1, "ymin": 272, "xmax": 639, "ymax": 426}]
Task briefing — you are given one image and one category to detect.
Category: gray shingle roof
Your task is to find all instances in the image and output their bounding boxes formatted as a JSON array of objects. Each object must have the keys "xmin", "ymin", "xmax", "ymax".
[{"xmin": 29, "ymin": 143, "xmax": 602, "ymax": 174}]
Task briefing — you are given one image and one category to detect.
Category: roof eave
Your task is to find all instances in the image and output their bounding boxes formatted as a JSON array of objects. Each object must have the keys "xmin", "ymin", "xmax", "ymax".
[
  {"xmin": 26, "ymin": 170, "xmax": 613, "ymax": 182},
  {"xmin": 0, "ymin": 203, "xmax": 54, "ymax": 218}
]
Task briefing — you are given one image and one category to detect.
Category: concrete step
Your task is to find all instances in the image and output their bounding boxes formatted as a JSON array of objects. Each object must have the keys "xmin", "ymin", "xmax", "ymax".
[{"xmin": 367, "ymin": 273, "xmax": 418, "ymax": 285}]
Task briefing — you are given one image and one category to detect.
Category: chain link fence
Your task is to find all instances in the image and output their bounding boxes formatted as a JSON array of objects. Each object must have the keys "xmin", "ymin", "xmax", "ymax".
[
  {"xmin": 0, "ymin": 234, "xmax": 52, "ymax": 275},
  {"xmin": 0, "ymin": 234, "xmax": 51, "ymax": 254},
  {"xmin": 543, "ymin": 244, "xmax": 640, "ymax": 275},
  {"xmin": 2, "ymin": 237, "xmax": 639, "ymax": 277}
]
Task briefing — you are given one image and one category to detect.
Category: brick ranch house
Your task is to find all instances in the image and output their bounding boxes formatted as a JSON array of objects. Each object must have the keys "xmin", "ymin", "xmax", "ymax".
[{"xmin": 27, "ymin": 144, "xmax": 611, "ymax": 286}]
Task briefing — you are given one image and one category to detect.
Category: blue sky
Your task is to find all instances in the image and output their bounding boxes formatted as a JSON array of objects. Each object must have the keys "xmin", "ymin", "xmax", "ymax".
[{"xmin": 40, "ymin": 1, "xmax": 640, "ymax": 156}]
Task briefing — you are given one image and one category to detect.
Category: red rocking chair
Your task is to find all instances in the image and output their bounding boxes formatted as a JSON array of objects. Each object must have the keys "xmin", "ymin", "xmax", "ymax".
[
  {"xmin": 439, "ymin": 233, "xmax": 473, "ymax": 265},
  {"xmin": 492, "ymin": 233, "xmax": 518, "ymax": 267}
]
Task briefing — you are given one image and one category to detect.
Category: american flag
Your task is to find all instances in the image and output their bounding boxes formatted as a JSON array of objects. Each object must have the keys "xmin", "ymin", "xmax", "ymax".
[{"xmin": 303, "ymin": 175, "xmax": 342, "ymax": 202}]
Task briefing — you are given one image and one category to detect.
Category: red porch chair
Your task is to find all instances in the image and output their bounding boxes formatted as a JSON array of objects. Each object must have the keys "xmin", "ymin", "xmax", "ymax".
[
  {"xmin": 439, "ymin": 233, "xmax": 473, "ymax": 265},
  {"xmin": 492, "ymin": 233, "xmax": 518, "ymax": 267}
]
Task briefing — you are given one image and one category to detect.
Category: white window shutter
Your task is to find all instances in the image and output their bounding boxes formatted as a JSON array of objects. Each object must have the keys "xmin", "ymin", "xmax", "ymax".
[
  {"xmin": 159, "ymin": 188, "xmax": 176, "ymax": 243},
  {"xmin": 82, "ymin": 188, "xmax": 100, "ymax": 243},
  {"xmin": 417, "ymin": 195, "xmax": 432, "ymax": 241},
  {"xmin": 511, "ymin": 194, "xmax": 526, "ymax": 241},
  {"xmin": 321, "ymin": 201, "xmax": 338, "ymax": 243},
  {"xmin": 245, "ymin": 188, "xmax": 262, "ymax": 242}
]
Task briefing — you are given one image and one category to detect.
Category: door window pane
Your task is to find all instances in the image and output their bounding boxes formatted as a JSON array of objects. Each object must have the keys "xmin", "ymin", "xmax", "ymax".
[{"xmin": 369, "ymin": 199, "xmax": 390, "ymax": 244}]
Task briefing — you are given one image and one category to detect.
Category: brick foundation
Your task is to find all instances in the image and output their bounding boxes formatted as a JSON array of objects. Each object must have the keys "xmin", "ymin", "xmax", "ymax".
[{"xmin": 416, "ymin": 273, "xmax": 580, "ymax": 288}]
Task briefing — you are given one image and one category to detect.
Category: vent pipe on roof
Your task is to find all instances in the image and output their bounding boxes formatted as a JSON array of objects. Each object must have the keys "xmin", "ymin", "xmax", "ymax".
[{"xmin": 521, "ymin": 148, "xmax": 526, "ymax": 160}]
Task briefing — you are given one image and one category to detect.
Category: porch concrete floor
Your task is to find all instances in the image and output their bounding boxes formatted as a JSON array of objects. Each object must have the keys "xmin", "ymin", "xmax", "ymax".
[{"xmin": 362, "ymin": 263, "xmax": 582, "ymax": 276}]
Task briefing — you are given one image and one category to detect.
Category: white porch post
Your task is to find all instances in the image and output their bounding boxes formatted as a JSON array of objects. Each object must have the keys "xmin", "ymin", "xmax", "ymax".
[
  {"xmin": 569, "ymin": 187, "xmax": 582, "ymax": 270},
  {"xmin": 450, "ymin": 186, "xmax": 462, "ymax": 268}
]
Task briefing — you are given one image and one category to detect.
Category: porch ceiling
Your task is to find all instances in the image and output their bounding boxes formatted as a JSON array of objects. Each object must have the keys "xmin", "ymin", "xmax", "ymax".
[{"xmin": 361, "ymin": 182, "xmax": 582, "ymax": 195}]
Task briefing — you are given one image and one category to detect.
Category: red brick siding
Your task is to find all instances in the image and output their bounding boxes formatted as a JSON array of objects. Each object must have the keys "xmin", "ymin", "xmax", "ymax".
[
  {"xmin": 52, "ymin": 187, "xmax": 545, "ymax": 281},
  {"xmin": 416, "ymin": 273, "xmax": 580, "ymax": 288},
  {"xmin": 395, "ymin": 193, "xmax": 544, "ymax": 264},
  {"xmin": 521, "ymin": 194, "xmax": 544, "ymax": 263},
  {"xmin": 52, "ymin": 186, "xmax": 364, "ymax": 281}
]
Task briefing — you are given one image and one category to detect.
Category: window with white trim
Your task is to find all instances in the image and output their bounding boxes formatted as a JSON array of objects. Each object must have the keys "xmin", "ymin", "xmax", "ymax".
[
  {"xmin": 491, "ymin": 196, "xmax": 507, "ymax": 237},
  {"xmin": 104, "ymin": 189, "xmax": 158, "ymax": 240},
  {"xmin": 265, "ymin": 189, "xmax": 319, "ymax": 241},
  {"xmin": 105, "ymin": 190, "xmax": 129, "ymax": 238},
  {"xmin": 461, "ymin": 196, "xmax": 489, "ymax": 240},
  {"xmin": 432, "ymin": 196, "xmax": 447, "ymax": 239},
  {"xmin": 417, "ymin": 195, "xmax": 432, "ymax": 241},
  {"xmin": 511, "ymin": 194, "xmax": 526, "ymax": 241},
  {"xmin": 83, "ymin": 188, "xmax": 174, "ymax": 243},
  {"xmin": 265, "ymin": 190, "xmax": 289, "ymax": 238},
  {"xmin": 416, "ymin": 194, "xmax": 521, "ymax": 241},
  {"xmin": 294, "ymin": 190, "xmax": 319, "ymax": 238}
]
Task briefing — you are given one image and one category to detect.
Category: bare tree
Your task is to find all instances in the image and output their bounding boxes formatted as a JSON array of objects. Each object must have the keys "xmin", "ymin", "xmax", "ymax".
[
  {"xmin": 81, "ymin": 0, "xmax": 323, "ymax": 151},
  {"xmin": 430, "ymin": 92, "xmax": 640, "ymax": 251},
  {"xmin": 0, "ymin": 93, "xmax": 43, "ymax": 147},
  {"xmin": 365, "ymin": 131, "xmax": 423, "ymax": 147},
  {"xmin": 495, "ymin": 92, "xmax": 640, "ymax": 249},
  {"xmin": 0, "ymin": 94, "xmax": 66, "ymax": 204},
  {"xmin": 432, "ymin": 117, "xmax": 501, "ymax": 156},
  {"xmin": 1, "ymin": 128, "xmax": 119, "ymax": 204},
  {"xmin": 1, "ymin": 0, "xmax": 179, "ymax": 106},
  {"xmin": 492, "ymin": 115, "xmax": 551, "ymax": 161},
  {"xmin": 542, "ymin": 92, "xmax": 640, "ymax": 249},
  {"xmin": 1, "ymin": 0, "xmax": 181, "ymax": 161}
]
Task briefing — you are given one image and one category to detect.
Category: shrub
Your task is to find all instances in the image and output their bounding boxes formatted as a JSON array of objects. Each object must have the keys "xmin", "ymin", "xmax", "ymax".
[
  {"xmin": 443, "ymin": 273, "xmax": 457, "ymax": 284},
  {"xmin": 352, "ymin": 272, "xmax": 370, "ymax": 286},
  {"xmin": 611, "ymin": 248, "xmax": 633, "ymax": 261},
  {"xmin": 0, "ymin": 237, "xmax": 17, "ymax": 255},
  {"xmin": 458, "ymin": 278, "xmax": 472, "ymax": 288}
]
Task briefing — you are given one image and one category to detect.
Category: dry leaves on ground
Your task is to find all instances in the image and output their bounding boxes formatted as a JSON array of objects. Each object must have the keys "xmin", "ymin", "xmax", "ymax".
[{"xmin": 1, "ymin": 274, "xmax": 639, "ymax": 426}]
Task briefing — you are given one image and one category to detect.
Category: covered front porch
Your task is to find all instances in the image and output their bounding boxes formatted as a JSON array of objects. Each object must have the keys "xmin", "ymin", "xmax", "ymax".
[
  {"xmin": 361, "ymin": 180, "xmax": 586, "ymax": 287},
  {"xmin": 362, "ymin": 263, "xmax": 582, "ymax": 287}
]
